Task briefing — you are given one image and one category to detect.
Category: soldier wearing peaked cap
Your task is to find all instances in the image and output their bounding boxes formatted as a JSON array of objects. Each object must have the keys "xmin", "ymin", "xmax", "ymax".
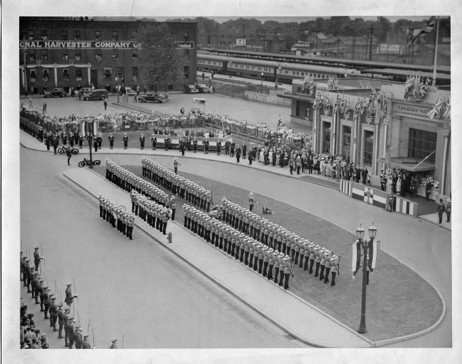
[
  {"xmin": 314, "ymin": 245, "xmax": 322, "ymax": 277},
  {"xmin": 283, "ymin": 255, "xmax": 294, "ymax": 290},
  {"xmin": 63, "ymin": 309, "xmax": 71, "ymax": 346},
  {"xmin": 278, "ymin": 252, "xmax": 285, "ymax": 287},
  {"xmin": 42, "ymin": 287, "xmax": 50, "ymax": 319},
  {"xmin": 257, "ymin": 243, "xmax": 264, "ymax": 274},
  {"xmin": 82, "ymin": 334, "xmax": 93, "ymax": 349},
  {"xmin": 57, "ymin": 303, "xmax": 65, "ymax": 338},
  {"xmin": 110, "ymin": 338, "xmax": 118, "ymax": 349},
  {"xmin": 74, "ymin": 326, "xmax": 83, "ymax": 349},
  {"xmin": 267, "ymin": 248, "xmax": 275, "ymax": 280},
  {"xmin": 262, "ymin": 245, "xmax": 269, "ymax": 277},
  {"xmin": 273, "ymin": 250, "xmax": 280, "ymax": 284},
  {"xmin": 319, "ymin": 248, "xmax": 328, "ymax": 281},
  {"xmin": 67, "ymin": 319, "xmax": 76, "ymax": 349},
  {"xmin": 65, "ymin": 283, "xmax": 78, "ymax": 308},
  {"xmin": 33, "ymin": 247, "xmax": 44, "ymax": 271},
  {"xmin": 49, "ymin": 296, "xmax": 58, "ymax": 331}
]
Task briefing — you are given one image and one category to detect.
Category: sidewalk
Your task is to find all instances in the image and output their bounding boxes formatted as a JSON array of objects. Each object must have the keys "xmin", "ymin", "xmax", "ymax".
[{"xmin": 20, "ymin": 130, "xmax": 371, "ymax": 347}]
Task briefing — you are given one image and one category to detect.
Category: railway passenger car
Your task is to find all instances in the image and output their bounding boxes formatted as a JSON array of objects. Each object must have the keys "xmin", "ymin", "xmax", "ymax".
[{"xmin": 197, "ymin": 53, "xmax": 359, "ymax": 84}]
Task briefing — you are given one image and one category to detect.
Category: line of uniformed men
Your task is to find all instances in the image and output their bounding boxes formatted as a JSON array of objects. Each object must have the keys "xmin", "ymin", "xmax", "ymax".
[
  {"xmin": 130, "ymin": 190, "xmax": 171, "ymax": 235},
  {"xmin": 106, "ymin": 159, "xmax": 170, "ymax": 206},
  {"xmin": 99, "ymin": 195, "xmax": 135, "ymax": 239},
  {"xmin": 219, "ymin": 197, "xmax": 340, "ymax": 286},
  {"xmin": 20, "ymin": 252, "xmax": 93, "ymax": 349},
  {"xmin": 183, "ymin": 204, "xmax": 296, "ymax": 289},
  {"xmin": 141, "ymin": 157, "xmax": 212, "ymax": 211}
]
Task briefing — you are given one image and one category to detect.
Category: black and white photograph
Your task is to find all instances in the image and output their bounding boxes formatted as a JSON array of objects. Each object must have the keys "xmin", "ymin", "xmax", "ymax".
[{"xmin": 2, "ymin": 0, "xmax": 461, "ymax": 363}]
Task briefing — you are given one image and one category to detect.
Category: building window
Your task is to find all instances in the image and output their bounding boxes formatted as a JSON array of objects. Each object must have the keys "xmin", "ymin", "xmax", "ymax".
[
  {"xmin": 76, "ymin": 68, "xmax": 82, "ymax": 81},
  {"xmin": 184, "ymin": 32, "xmax": 189, "ymax": 41},
  {"xmin": 74, "ymin": 30, "xmax": 81, "ymax": 40},
  {"xmin": 95, "ymin": 31, "xmax": 101, "ymax": 41},
  {"xmin": 30, "ymin": 69, "xmax": 37, "ymax": 83},
  {"xmin": 40, "ymin": 30, "xmax": 48, "ymax": 41},
  {"xmin": 62, "ymin": 53, "xmax": 69, "ymax": 61},
  {"xmin": 96, "ymin": 53, "xmax": 102, "ymax": 62},
  {"xmin": 184, "ymin": 66, "xmax": 190, "ymax": 79},
  {"xmin": 27, "ymin": 30, "xmax": 34, "ymax": 40},
  {"xmin": 132, "ymin": 67, "xmax": 139, "ymax": 80},
  {"xmin": 63, "ymin": 69, "xmax": 70, "ymax": 81},
  {"xmin": 363, "ymin": 130, "xmax": 374, "ymax": 166},
  {"xmin": 112, "ymin": 53, "xmax": 119, "ymax": 62},
  {"xmin": 41, "ymin": 50, "xmax": 48, "ymax": 61},
  {"xmin": 42, "ymin": 69, "xmax": 49, "ymax": 82},
  {"xmin": 132, "ymin": 53, "xmax": 138, "ymax": 63},
  {"xmin": 408, "ymin": 128, "xmax": 437, "ymax": 163},
  {"xmin": 112, "ymin": 31, "xmax": 118, "ymax": 41},
  {"xmin": 342, "ymin": 126, "xmax": 351, "ymax": 159},
  {"xmin": 131, "ymin": 32, "xmax": 136, "ymax": 40},
  {"xmin": 103, "ymin": 68, "xmax": 112, "ymax": 79},
  {"xmin": 28, "ymin": 51, "xmax": 35, "ymax": 62},
  {"xmin": 75, "ymin": 53, "xmax": 81, "ymax": 61},
  {"xmin": 61, "ymin": 29, "xmax": 68, "ymax": 40}
]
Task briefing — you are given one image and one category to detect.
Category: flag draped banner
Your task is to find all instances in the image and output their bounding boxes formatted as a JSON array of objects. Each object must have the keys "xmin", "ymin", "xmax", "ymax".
[
  {"xmin": 368, "ymin": 240, "xmax": 379, "ymax": 272},
  {"xmin": 412, "ymin": 16, "xmax": 436, "ymax": 42},
  {"xmin": 351, "ymin": 240, "xmax": 361, "ymax": 276}
]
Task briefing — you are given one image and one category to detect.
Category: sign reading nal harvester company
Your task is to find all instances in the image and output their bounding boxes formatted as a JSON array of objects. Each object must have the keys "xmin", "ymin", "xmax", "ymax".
[
  {"xmin": 20, "ymin": 40, "xmax": 195, "ymax": 49},
  {"xmin": 19, "ymin": 40, "xmax": 141, "ymax": 48}
]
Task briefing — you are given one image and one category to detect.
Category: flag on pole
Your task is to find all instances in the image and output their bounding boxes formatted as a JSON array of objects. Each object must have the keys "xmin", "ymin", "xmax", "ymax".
[
  {"xmin": 351, "ymin": 240, "xmax": 361, "ymax": 277},
  {"xmin": 412, "ymin": 16, "xmax": 436, "ymax": 42}
]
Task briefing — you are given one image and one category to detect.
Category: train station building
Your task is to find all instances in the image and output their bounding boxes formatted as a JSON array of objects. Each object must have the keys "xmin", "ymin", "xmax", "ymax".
[
  {"xmin": 19, "ymin": 17, "xmax": 197, "ymax": 94},
  {"xmin": 286, "ymin": 77, "xmax": 451, "ymax": 199}
]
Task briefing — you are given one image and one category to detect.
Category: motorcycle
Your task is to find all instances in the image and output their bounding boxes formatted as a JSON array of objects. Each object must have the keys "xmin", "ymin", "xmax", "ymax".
[
  {"xmin": 78, "ymin": 158, "xmax": 101, "ymax": 168},
  {"xmin": 58, "ymin": 145, "xmax": 79, "ymax": 155}
]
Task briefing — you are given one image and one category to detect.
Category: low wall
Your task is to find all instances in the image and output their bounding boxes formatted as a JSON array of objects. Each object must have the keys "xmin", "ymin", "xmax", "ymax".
[
  {"xmin": 244, "ymin": 90, "xmax": 291, "ymax": 106},
  {"xmin": 339, "ymin": 180, "xmax": 419, "ymax": 217}
]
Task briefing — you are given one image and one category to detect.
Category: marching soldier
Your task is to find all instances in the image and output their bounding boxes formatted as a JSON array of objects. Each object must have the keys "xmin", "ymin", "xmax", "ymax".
[
  {"xmin": 278, "ymin": 252, "xmax": 285, "ymax": 287},
  {"xmin": 57, "ymin": 303, "xmax": 65, "ymax": 338},
  {"xmin": 329, "ymin": 255, "xmax": 339, "ymax": 287},
  {"xmin": 283, "ymin": 255, "xmax": 294, "ymax": 290},
  {"xmin": 74, "ymin": 326, "xmax": 84, "ymax": 349},
  {"xmin": 127, "ymin": 214, "xmax": 134, "ymax": 240},
  {"xmin": 63, "ymin": 309, "xmax": 71, "ymax": 347},
  {"xmin": 262, "ymin": 245, "xmax": 269, "ymax": 277},
  {"xmin": 314, "ymin": 245, "xmax": 322, "ymax": 277},
  {"xmin": 308, "ymin": 242, "xmax": 316, "ymax": 274},
  {"xmin": 49, "ymin": 296, "xmax": 59, "ymax": 331},
  {"xmin": 273, "ymin": 250, "xmax": 280, "ymax": 284},
  {"xmin": 257, "ymin": 243, "xmax": 264, "ymax": 274},
  {"xmin": 33, "ymin": 247, "xmax": 45, "ymax": 271},
  {"xmin": 319, "ymin": 248, "xmax": 328, "ymax": 281},
  {"xmin": 41, "ymin": 287, "xmax": 50, "ymax": 319},
  {"xmin": 67, "ymin": 319, "xmax": 76, "ymax": 349},
  {"xmin": 64, "ymin": 283, "xmax": 78, "ymax": 309},
  {"xmin": 323, "ymin": 250, "xmax": 333, "ymax": 284}
]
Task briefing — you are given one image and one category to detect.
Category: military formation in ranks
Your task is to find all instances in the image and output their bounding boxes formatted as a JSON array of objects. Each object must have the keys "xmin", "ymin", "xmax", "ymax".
[
  {"xmin": 106, "ymin": 159, "xmax": 170, "ymax": 206},
  {"xmin": 183, "ymin": 204, "xmax": 296, "ymax": 289},
  {"xmin": 99, "ymin": 195, "xmax": 135, "ymax": 240},
  {"xmin": 220, "ymin": 197, "xmax": 340, "ymax": 286},
  {"xmin": 130, "ymin": 190, "xmax": 171, "ymax": 235},
  {"xmin": 20, "ymin": 251, "xmax": 95, "ymax": 349},
  {"xmin": 141, "ymin": 157, "xmax": 213, "ymax": 212}
]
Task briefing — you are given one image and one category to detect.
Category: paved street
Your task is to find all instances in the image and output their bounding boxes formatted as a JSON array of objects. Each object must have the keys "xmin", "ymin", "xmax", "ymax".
[{"xmin": 11, "ymin": 93, "xmax": 452, "ymax": 352}]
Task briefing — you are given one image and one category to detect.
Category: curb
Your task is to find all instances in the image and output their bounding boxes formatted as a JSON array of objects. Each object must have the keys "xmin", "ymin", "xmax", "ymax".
[{"xmin": 62, "ymin": 169, "xmax": 372, "ymax": 348}]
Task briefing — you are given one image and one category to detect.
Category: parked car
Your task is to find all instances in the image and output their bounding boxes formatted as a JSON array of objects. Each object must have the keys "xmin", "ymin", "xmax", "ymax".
[
  {"xmin": 79, "ymin": 87, "xmax": 92, "ymax": 98},
  {"xmin": 124, "ymin": 87, "xmax": 137, "ymax": 96},
  {"xmin": 83, "ymin": 89, "xmax": 108, "ymax": 101},
  {"xmin": 195, "ymin": 84, "xmax": 211, "ymax": 93},
  {"xmin": 184, "ymin": 85, "xmax": 199, "ymax": 94},
  {"xmin": 44, "ymin": 88, "xmax": 67, "ymax": 98},
  {"xmin": 137, "ymin": 92, "xmax": 169, "ymax": 103}
]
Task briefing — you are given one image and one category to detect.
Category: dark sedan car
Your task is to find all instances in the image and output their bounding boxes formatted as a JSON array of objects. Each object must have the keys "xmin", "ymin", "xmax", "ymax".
[
  {"xmin": 44, "ymin": 87, "xmax": 67, "ymax": 98},
  {"xmin": 137, "ymin": 92, "xmax": 168, "ymax": 103}
]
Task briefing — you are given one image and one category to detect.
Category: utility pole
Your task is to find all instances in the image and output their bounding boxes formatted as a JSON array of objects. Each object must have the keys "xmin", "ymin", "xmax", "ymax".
[{"xmin": 369, "ymin": 25, "xmax": 373, "ymax": 61}]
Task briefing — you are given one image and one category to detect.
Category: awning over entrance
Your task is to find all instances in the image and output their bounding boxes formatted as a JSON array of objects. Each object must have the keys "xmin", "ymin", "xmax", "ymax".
[{"xmin": 378, "ymin": 157, "xmax": 435, "ymax": 172}]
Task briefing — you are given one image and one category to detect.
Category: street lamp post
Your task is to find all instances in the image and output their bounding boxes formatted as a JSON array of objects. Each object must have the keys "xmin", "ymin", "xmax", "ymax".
[
  {"xmin": 115, "ymin": 77, "xmax": 120, "ymax": 103},
  {"xmin": 356, "ymin": 223, "xmax": 377, "ymax": 334},
  {"xmin": 275, "ymin": 64, "xmax": 281, "ymax": 89},
  {"xmin": 86, "ymin": 120, "xmax": 94, "ymax": 169}
]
